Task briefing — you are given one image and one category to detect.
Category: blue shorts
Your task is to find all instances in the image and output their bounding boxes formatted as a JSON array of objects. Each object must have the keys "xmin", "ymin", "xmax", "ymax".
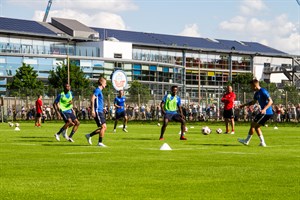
[
  {"xmin": 94, "ymin": 112, "xmax": 106, "ymax": 127},
  {"xmin": 254, "ymin": 114, "xmax": 273, "ymax": 126},
  {"xmin": 164, "ymin": 113, "xmax": 183, "ymax": 122},
  {"xmin": 60, "ymin": 111, "xmax": 76, "ymax": 123},
  {"xmin": 115, "ymin": 111, "xmax": 126, "ymax": 120}
]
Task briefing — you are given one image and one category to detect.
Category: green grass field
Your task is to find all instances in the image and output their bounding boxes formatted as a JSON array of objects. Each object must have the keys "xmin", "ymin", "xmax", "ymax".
[{"xmin": 0, "ymin": 121, "xmax": 299, "ymax": 200}]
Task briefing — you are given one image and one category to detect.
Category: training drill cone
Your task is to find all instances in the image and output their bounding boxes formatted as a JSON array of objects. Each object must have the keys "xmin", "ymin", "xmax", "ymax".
[{"xmin": 160, "ymin": 143, "xmax": 172, "ymax": 150}]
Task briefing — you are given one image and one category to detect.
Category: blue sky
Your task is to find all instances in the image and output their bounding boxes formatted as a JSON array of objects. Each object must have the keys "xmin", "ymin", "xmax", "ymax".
[{"xmin": 0, "ymin": 0, "xmax": 299, "ymax": 55}]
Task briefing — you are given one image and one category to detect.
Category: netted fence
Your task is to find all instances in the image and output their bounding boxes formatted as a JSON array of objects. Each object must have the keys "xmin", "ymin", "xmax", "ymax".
[{"xmin": 1, "ymin": 90, "xmax": 299, "ymax": 123}]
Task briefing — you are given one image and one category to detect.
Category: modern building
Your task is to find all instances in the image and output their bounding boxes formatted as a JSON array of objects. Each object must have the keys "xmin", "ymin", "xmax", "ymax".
[{"xmin": 0, "ymin": 17, "xmax": 299, "ymax": 103}]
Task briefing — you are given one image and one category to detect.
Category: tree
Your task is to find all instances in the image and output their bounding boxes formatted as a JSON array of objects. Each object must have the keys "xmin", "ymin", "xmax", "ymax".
[
  {"xmin": 282, "ymin": 84, "xmax": 300, "ymax": 105},
  {"xmin": 232, "ymin": 73, "xmax": 254, "ymax": 93},
  {"xmin": 48, "ymin": 62, "xmax": 90, "ymax": 97},
  {"xmin": 7, "ymin": 63, "xmax": 44, "ymax": 97},
  {"xmin": 127, "ymin": 80, "xmax": 151, "ymax": 104},
  {"xmin": 259, "ymin": 82, "xmax": 277, "ymax": 93}
]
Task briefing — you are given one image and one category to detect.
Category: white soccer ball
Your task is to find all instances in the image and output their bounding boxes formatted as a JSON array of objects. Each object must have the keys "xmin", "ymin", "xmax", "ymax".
[
  {"xmin": 216, "ymin": 128, "xmax": 222, "ymax": 134},
  {"xmin": 157, "ymin": 123, "xmax": 161, "ymax": 126},
  {"xmin": 9, "ymin": 122, "xmax": 14, "ymax": 127},
  {"xmin": 15, "ymin": 123, "xmax": 20, "ymax": 127},
  {"xmin": 202, "ymin": 126, "xmax": 211, "ymax": 135}
]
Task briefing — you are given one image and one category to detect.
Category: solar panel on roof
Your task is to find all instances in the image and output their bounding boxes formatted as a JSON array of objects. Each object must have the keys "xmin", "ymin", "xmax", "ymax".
[
  {"xmin": 0, "ymin": 17, "xmax": 57, "ymax": 36},
  {"xmin": 0, "ymin": 17, "xmax": 286, "ymax": 55},
  {"xmin": 91, "ymin": 27, "xmax": 287, "ymax": 55},
  {"xmin": 92, "ymin": 28, "xmax": 165, "ymax": 45}
]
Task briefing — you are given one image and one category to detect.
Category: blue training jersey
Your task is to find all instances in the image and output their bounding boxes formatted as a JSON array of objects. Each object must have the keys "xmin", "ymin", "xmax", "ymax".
[
  {"xmin": 254, "ymin": 88, "xmax": 273, "ymax": 115},
  {"xmin": 114, "ymin": 96, "xmax": 126, "ymax": 113},
  {"xmin": 54, "ymin": 91, "xmax": 73, "ymax": 114},
  {"xmin": 162, "ymin": 94, "xmax": 181, "ymax": 114},
  {"xmin": 93, "ymin": 87, "xmax": 104, "ymax": 112}
]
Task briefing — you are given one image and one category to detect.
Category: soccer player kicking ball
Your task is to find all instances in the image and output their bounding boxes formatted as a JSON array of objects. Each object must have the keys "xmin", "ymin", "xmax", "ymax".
[
  {"xmin": 159, "ymin": 85, "xmax": 187, "ymax": 140},
  {"xmin": 238, "ymin": 79, "xmax": 273, "ymax": 147}
]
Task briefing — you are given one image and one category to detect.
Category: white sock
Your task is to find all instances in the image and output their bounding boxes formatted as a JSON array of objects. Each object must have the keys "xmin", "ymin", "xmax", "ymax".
[
  {"xmin": 245, "ymin": 134, "xmax": 252, "ymax": 143},
  {"xmin": 259, "ymin": 134, "xmax": 265, "ymax": 144}
]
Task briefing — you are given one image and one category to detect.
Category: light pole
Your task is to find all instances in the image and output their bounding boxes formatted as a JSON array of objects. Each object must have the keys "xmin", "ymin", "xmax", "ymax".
[
  {"xmin": 198, "ymin": 56, "xmax": 201, "ymax": 106},
  {"xmin": 67, "ymin": 42, "xmax": 70, "ymax": 85}
]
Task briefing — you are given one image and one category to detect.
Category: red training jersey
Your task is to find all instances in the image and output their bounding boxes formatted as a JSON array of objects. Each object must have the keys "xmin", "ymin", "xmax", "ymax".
[
  {"xmin": 36, "ymin": 99, "xmax": 43, "ymax": 114},
  {"xmin": 221, "ymin": 92, "xmax": 236, "ymax": 110}
]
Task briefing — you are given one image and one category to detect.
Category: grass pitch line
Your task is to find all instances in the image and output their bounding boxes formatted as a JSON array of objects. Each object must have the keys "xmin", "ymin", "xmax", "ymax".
[
  {"xmin": 62, "ymin": 152, "xmax": 107, "ymax": 155},
  {"xmin": 216, "ymin": 151, "xmax": 257, "ymax": 155},
  {"xmin": 144, "ymin": 147, "xmax": 209, "ymax": 151},
  {"xmin": 13, "ymin": 143, "xmax": 38, "ymax": 146}
]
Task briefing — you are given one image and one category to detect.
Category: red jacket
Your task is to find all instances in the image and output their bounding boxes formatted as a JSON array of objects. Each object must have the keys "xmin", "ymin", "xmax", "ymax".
[
  {"xmin": 221, "ymin": 92, "xmax": 236, "ymax": 110},
  {"xmin": 36, "ymin": 99, "xmax": 43, "ymax": 114}
]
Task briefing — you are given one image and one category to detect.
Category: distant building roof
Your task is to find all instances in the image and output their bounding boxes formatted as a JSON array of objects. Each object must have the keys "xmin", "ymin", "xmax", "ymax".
[
  {"xmin": 93, "ymin": 27, "xmax": 287, "ymax": 55},
  {"xmin": 51, "ymin": 17, "xmax": 99, "ymax": 39},
  {"xmin": 0, "ymin": 17, "xmax": 57, "ymax": 36},
  {"xmin": 0, "ymin": 17, "xmax": 288, "ymax": 56}
]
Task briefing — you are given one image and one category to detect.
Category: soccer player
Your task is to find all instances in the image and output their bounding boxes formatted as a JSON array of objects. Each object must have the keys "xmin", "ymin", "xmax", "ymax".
[
  {"xmin": 238, "ymin": 79, "xmax": 273, "ymax": 147},
  {"xmin": 35, "ymin": 94, "xmax": 43, "ymax": 127},
  {"xmin": 53, "ymin": 83, "xmax": 80, "ymax": 142},
  {"xmin": 221, "ymin": 85, "xmax": 236, "ymax": 134},
  {"xmin": 113, "ymin": 90, "xmax": 128, "ymax": 133},
  {"xmin": 85, "ymin": 77, "xmax": 108, "ymax": 147},
  {"xmin": 159, "ymin": 85, "xmax": 187, "ymax": 140}
]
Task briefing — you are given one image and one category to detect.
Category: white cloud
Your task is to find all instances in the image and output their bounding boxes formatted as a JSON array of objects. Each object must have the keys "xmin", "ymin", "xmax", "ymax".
[
  {"xmin": 271, "ymin": 33, "xmax": 300, "ymax": 55},
  {"xmin": 33, "ymin": 9, "xmax": 126, "ymax": 30},
  {"xmin": 55, "ymin": 0, "xmax": 138, "ymax": 12},
  {"xmin": 7, "ymin": 0, "xmax": 138, "ymax": 12},
  {"xmin": 11, "ymin": 0, "xmax": 137, "ymax": 28},
  {"xmin": 272, "ymin": 14, "xmax": 297, "ymax": 37},
  {"xmin": 178, "ymin": 24, "xmax": 201, "ymax": 37},
  {"xmin": 218, "ymin": 0, "xmax": 300, "ymax": 55},
  {"xmin": 247, "ymin": 18, "xmax": 270, "ymax": 35},
  {"xmin": 240, "ymin": 0, "xmax": 267, "ymax": 16},
  {"xmin": 219, "ymin": 16, "xmax": 246, "ymax": 32}
]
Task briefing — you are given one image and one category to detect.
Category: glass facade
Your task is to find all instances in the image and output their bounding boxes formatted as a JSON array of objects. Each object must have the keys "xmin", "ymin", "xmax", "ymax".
[
  {"xmin": 132, "ymin": 48, "xmax": 183, "ymax": 65},
  {"xmin": 0, "ymin": 34, "xmax": 253, "ymax": 102},
  {"xmin": 0, "ymin": 36, "xmax": 98, "ymax": 57}
]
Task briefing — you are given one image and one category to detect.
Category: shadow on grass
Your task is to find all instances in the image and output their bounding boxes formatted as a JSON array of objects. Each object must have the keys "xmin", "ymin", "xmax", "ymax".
[
  {"xmin": 20, "ymin": 136, "xmax": 52, "ymax": 139},
  {"xmin": 42, "ymin": 143, "xmax": 88, "ymax": 147},
  {"xmin": 121, "ymin": 137, "xmax": 154, "ymax": 141},
  {"xmin": 14, "ymin": 139, "xmax": 55, "ymax": 143},
  {"xmin": 189, "ymin": 143, "xmax": 241, "ymax": 147}
]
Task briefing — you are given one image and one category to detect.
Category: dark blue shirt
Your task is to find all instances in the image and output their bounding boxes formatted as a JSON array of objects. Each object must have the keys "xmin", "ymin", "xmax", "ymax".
[
  {"xmin": 114, "ymin": 96, "xmax": 126, "ymax": 113},
  {"xmin": 93, "ymin": 87, "xmax": 104, "ymax": 112},
  {"xmin": 254, "ymin": 88, "xmax": 273, "ymax": 115}
]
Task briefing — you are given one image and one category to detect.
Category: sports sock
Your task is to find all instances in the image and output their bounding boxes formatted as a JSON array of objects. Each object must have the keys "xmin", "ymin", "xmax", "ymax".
[
  {"xmin": 259, "ymin": 134, "xmax": 265, "ymax": 143},
  {"xmin": 69, "ymin": 131, "xmax": 75, "ymax": 138},
  {"xmin": 245, "ymin": 134, "xmax": 252, "ymax": 142},
  {"xmin": 90, "ymin": 130, "xmax": 98, "ymax": 137},
  {"xmin": 98, "ymin": 137, "xmax": 103, "ymax": 143},
  {"xmin": 56, "ymin": 128, "xmax": 64, "ymax": 135}
]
